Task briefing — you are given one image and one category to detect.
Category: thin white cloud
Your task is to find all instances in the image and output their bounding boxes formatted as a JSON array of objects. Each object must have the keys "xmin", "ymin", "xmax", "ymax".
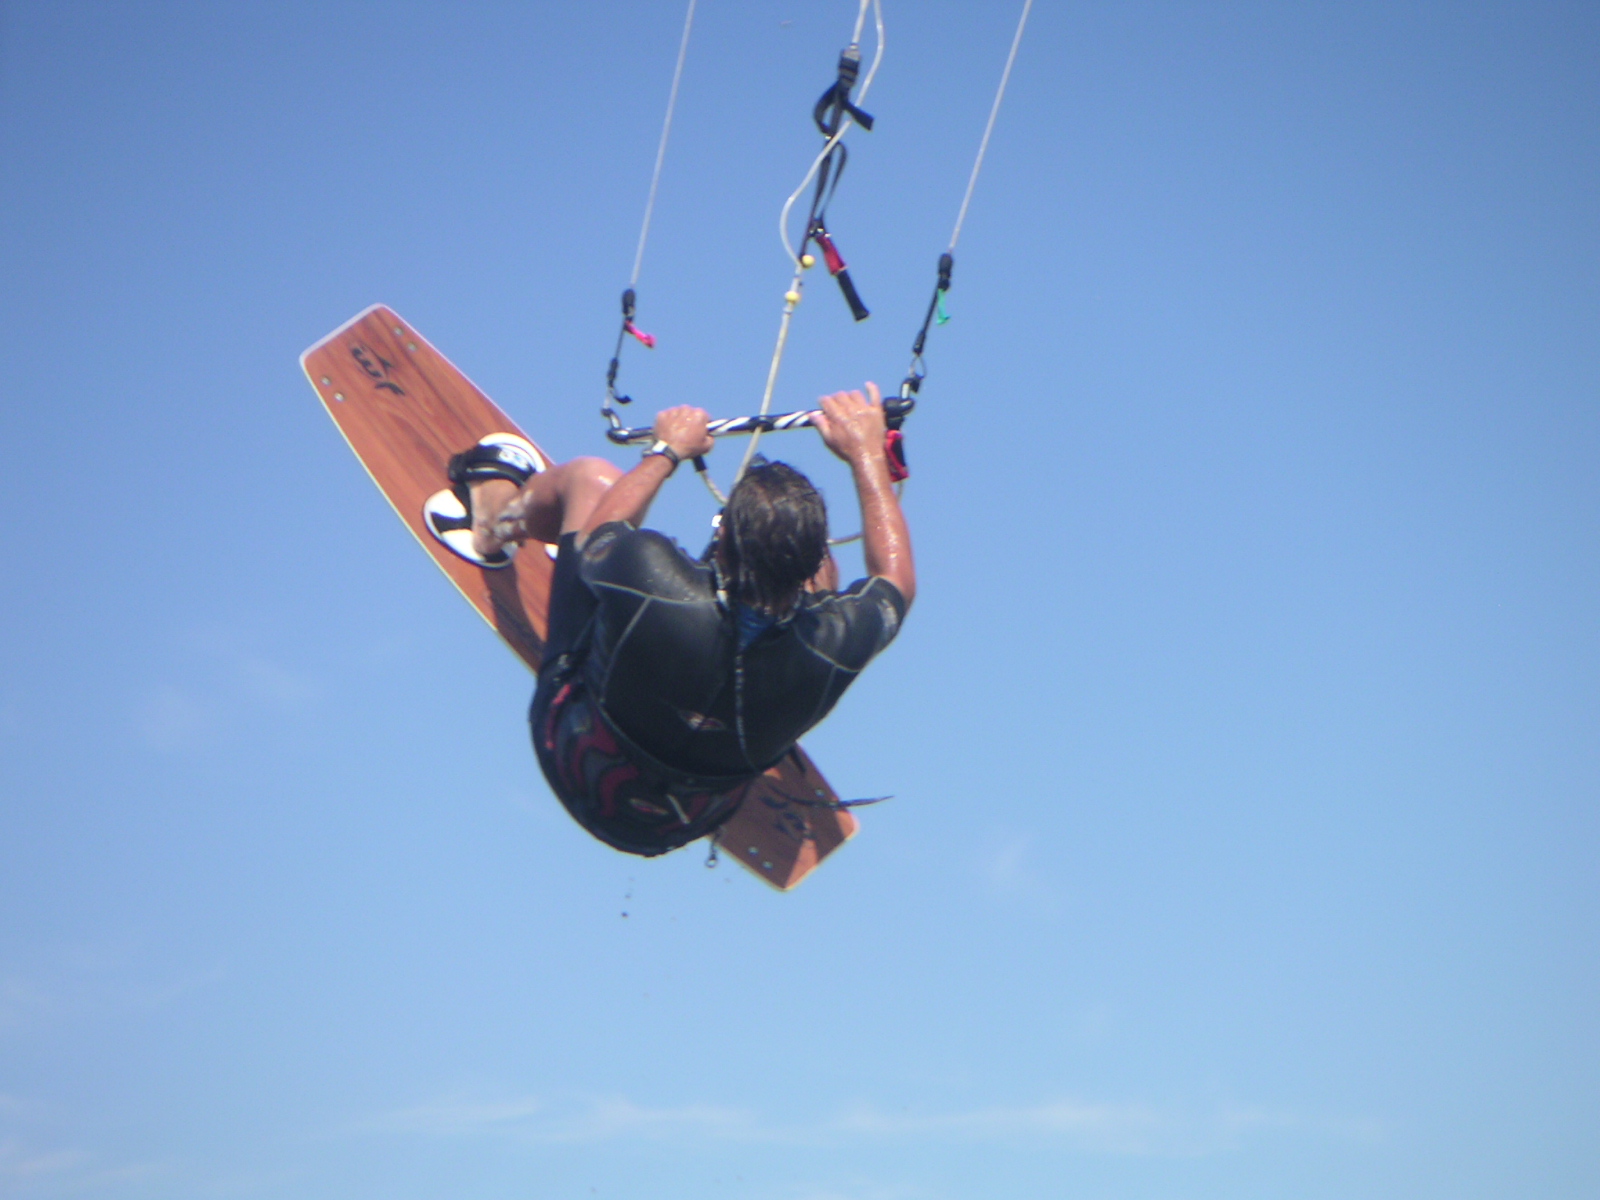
[
  {"xmin": 831, "ymin": 1100, "xmax": 1385, "ymax": 1154},
  {"xmin": 1215, "ymin": 1106, "xmax": 1383, "ymax": 1143},
  {"xmin": 790, "ymin": 1184, "xmax": 925, "ymax": 1200},
  {"xmin": 0, "ymin": 1138, "xmax": 85, "ymax": 1179},
  {"xmin": 362, "ymin": 1093, "xmax": 756, "ymax": 1144},
  {"xmin": 191, "ymin": 629, "xmax": 317, "ymax": 706},
  {"xmin": 364, "ymin": 1095, "xmax": 547, "ymax": 1135},
  {"xmin": 0, "ymin": 1144, "xmax": 168, "ymax": 1194},
  {"xmin": 977, "ymin": 833, "xmax": 1061, "ymax": 909},
  {"xmin": 123, "ymin": 963, "xmax": 227, "ymax": 1011},
  {"xmin": 358, "ymin": 1091, "xmax": 1372, "ymax": 1156},
  {"xmin": 235, "ymin": 653, "xmax": 317, "ymax": 705},
  {"xmin": 831, "ymin": 1099, "xmax": 1160, "ymax": 1151},
  {"xmin": 132, "ymin": 683, "xmax": 210, "ymax": 751},
  {"xmin": 0, "ymin": 1100, "xmax": 168, "ymax": 1191},
  {"xmin": 0, "ymin": 947, "xmax": 224, "ymax": 1034},
  {"xmin": 130, "ymin": 631, "xmax": 321, "ymax": 753}
]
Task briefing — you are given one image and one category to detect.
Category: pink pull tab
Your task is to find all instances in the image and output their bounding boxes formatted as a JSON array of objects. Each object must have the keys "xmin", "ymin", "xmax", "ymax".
[
  {"xmin": 814, "ymin": 229, "xmax": 848, "ymax": 276},
  {"xmin": 884, "ymin": 429, "xmax": 908, "ymax": 481},
  {"xmin": 625, "ymin": 321, "xmax": 656, "ymax": 349}
]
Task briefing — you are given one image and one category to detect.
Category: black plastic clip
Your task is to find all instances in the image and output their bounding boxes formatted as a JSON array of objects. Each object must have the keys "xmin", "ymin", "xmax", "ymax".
[{"xmin": 814, "ymin": 45, "xmax": 874, "ymax": 135}]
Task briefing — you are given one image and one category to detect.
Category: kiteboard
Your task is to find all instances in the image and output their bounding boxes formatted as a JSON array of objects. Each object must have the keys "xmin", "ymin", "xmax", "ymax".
[{"xmin": 300, "ymin": 305, "xmax": 857, "ymax": 890}]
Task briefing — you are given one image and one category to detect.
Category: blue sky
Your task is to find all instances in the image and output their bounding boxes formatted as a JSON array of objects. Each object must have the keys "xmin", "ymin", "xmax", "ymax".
[{"xmin": 0, "ymin": 2, "xmax": 1595, "ymax": 1197}]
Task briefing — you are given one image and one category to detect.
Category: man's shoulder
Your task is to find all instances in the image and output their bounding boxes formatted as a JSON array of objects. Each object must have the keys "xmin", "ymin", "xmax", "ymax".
[
  {"xmin": 805, "ymin": 575, "xmax": 907, "ymax": 619},
  {"xmin": 581, "ymin": 522, "xmax": 712, "ymax": 602},
  {"xmin": 790, "ymin": 576, "xmax": 907, "ymax": 664}
]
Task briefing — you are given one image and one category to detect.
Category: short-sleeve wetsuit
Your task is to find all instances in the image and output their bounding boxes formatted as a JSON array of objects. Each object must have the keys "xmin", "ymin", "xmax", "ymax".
[{"xmin": 530, "ymin": 521, "xmax": 906, "ymax": 856}]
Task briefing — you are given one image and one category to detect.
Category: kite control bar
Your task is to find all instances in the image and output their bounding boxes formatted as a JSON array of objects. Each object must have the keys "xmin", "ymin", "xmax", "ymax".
[
  {"xmin": 606, "ymin": 408, "xmax": 820, "ymax": 445},
  {"xmin": 605, "ymin": 396, "xmax": 915, "ymax": 446},
  {"xmin": 606, "ymin": 395, "xmax": 915, "ymax": 483}
]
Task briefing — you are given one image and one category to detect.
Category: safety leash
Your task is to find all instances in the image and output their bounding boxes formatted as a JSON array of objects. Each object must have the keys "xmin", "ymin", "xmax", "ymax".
[
  {"xmin": 802, "ymin": 38, "xmax": 876, "ymax": 323},
  {"xmin": 606, "ymin": 0, "xmax": 1033, "ymax": 491},
  {"xmin": 736, "ymin": 0, "xmax": 884, "ymax": 488}
]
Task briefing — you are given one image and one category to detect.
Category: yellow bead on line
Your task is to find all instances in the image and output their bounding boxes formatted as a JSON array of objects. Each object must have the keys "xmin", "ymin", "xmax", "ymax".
[
  {"xmin": 800, "ymin": 253, "xmax": 816, "ymax": 269},
  {"xmin": 784, "ymin": 290, "xmax": 801, "ymax": 304}
]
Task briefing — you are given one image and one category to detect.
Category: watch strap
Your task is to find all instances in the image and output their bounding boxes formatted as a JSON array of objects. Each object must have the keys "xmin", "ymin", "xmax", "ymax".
[{"xmin": 643, "ymin": 440, "xmax": 681, "ymax": 471}]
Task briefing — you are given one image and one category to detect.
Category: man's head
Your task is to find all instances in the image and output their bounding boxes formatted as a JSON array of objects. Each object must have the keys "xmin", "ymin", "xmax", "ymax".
[{"xmin": 718, "ymin": 461, "xmax": 829, "ymax": 614}]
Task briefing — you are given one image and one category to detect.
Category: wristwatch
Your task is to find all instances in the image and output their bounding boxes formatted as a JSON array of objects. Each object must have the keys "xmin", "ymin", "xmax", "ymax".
[{"xmin": 642, "ymin": 440, "xmax": 681, "ymax": 471}]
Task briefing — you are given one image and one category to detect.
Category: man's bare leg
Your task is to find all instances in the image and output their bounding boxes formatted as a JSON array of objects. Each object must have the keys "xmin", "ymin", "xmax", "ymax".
[
  {"xmin": 469, "ymin": 409, "xmax": 714, "ymax": 558},
  {"xmin": 468, "ymin": 457, "xmax": 622, "ymax": 558}
]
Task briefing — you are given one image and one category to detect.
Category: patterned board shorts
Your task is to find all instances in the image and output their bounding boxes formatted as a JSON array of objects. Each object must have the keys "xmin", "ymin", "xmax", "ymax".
[
  {"xmin": 529, "ymin": 531, "xmax": 747, "ymax": 858},
  {"xmin": 531, "ymin": 675, "xmax": 746, "ymax": 857}
]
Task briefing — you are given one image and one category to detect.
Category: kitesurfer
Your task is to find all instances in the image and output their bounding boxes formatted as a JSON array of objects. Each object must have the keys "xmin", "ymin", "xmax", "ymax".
[{"xmin": 438, "ymin": 384, "xmax": 913, "ymax": 856}]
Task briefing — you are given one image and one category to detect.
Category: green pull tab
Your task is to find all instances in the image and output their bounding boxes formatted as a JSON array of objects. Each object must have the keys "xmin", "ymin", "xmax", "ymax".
[{"xmin": 935, "ymin": 290, "xmax": 951, "ymax": 325}]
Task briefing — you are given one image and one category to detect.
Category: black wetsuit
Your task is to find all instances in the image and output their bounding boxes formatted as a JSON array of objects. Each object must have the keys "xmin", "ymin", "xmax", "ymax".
[{"xmin": 530, "ymin": 521, "xmax": 906, "ymax": 856}]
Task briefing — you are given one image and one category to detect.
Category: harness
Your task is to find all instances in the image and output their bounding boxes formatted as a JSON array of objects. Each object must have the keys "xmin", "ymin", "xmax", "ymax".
[{"xmin": 540, "ymin": 540, "xmax": 789, "ymax": 795}]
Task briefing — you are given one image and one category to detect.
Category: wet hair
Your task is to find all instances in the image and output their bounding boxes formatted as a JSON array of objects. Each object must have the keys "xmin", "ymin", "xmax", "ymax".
[{"xmin": 719, "ymin": 461, "xmax": 829, "ymax": 615}]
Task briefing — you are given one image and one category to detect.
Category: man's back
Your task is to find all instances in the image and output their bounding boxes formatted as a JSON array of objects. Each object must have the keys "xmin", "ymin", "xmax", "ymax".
[{"xmin": 578, "ymin": 522, "xmax": 906, "ymax": 780}]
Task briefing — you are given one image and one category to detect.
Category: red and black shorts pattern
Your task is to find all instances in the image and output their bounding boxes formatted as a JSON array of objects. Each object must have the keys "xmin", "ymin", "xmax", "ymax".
[
  {"xmin": 529, "ymin": 532, "xmax": 745, "ymax": 857},
  {"xmin": 531, "ymin": 676, "xmax": 744, "ymax": 857}
]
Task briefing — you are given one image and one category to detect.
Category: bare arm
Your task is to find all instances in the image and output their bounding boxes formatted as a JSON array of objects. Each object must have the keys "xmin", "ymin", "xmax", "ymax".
[
  {"xmin": 578, "ymin": 406, "xmax": 714, "ymax": 544},
  {"xmin": 812, "ymin": 383, "xmax": 916, "ymax": 608}
]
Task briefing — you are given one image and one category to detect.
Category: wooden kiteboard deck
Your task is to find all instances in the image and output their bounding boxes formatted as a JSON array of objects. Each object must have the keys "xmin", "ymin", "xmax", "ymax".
[{"xmin": 301, "ymin": 305, "xmax": 856, "ymax": 889}]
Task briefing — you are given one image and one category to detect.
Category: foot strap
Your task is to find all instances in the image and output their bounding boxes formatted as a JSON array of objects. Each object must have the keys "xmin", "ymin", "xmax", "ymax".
[
  {"xmin": 424, "ymin": 433, "xmax": 545, "ymax": 570},
  {"xmin": 447, "ymin": 435, "xmax": 542, "ymax": 488}
]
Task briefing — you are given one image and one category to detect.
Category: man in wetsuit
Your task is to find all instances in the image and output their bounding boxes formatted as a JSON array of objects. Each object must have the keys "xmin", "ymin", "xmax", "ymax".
[{"xmin": 457, "ymin": 384, "xmax": 914, "ymax": 856}]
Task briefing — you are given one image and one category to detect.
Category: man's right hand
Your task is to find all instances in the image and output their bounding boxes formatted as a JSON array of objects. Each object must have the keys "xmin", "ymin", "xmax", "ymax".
[
  {"xmin": 654, "ymin": 405, "xmax": 715, "ymax": 461},
  {"xmin": 812, "ymin": 381, "xmax": 915, "ymax": 607},
  {"xmin": 813, "ymin": 383, "xmax": 888, "ymax": 468}
]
